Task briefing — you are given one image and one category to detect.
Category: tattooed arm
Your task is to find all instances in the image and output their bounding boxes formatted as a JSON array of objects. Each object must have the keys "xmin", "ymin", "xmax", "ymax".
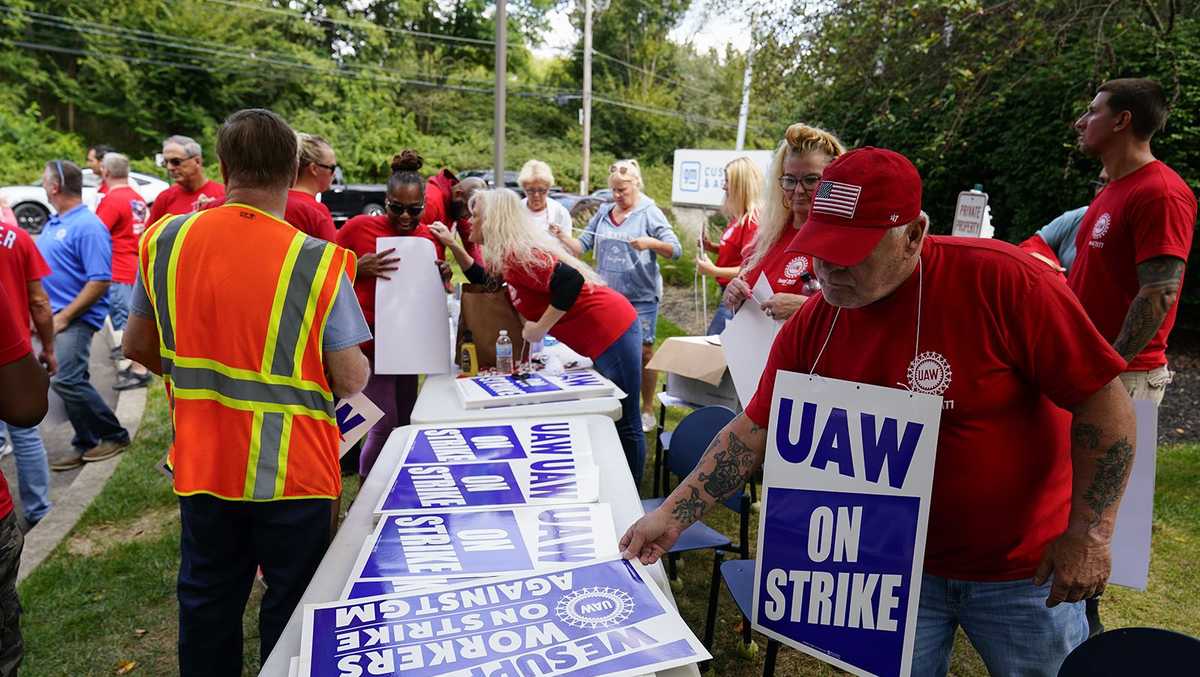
[
  {"xmin": 1112, "ymin": 256, "xmax": 1186, "ymax": 363},
  {"xmin": 620, "ymin": 413, "xmax": 767, "ymax": 564},
  {"xmin": 1034, "ymin": 378, "xmax": 1136, "ymax": 606}
]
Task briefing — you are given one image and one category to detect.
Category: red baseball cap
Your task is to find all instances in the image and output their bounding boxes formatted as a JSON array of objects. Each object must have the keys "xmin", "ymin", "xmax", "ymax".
[{"xmin": 788, "ymin": 147, "xmax": 923, "ymax": 267}]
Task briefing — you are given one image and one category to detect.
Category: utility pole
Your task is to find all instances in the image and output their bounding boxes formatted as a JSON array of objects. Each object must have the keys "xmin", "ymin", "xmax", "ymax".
[
  {"xmin": 580, "ymin": 0, "xmax": 593, "ymax": 194},
  {"xmin": 494, "ymin": 0, "xmax": 507, "ymax": 184},
  {"xmin": 735, "ymin": 19, "xmax": 755, "ymax": 150}
]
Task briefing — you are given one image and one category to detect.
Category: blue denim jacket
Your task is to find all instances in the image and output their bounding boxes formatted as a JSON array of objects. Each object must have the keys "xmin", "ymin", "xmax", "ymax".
[{"xmin": 579, "ymin": 196, "xmax": 682, "ymax": 304}]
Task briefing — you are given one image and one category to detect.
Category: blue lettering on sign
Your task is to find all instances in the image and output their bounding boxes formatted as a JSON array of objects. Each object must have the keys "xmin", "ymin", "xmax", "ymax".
[
  {"xmin": 528, "ymin": 422, "xmax": 574, "ymax": 457},
  {"xmin": 557, "ymin": 371, "xmax": 604, "ymax": 388},
  {"xmin": 335, "ymin": 401, "xmax": 365, "ymax": 434},
  {"xmin": 776, "ymin": 398, "xmax": 924, "ymax": 489},
  {"xmin": 536, "ymin": 507, "xmax": 597, "ymax": 563},
  {"xmin": 476, "ymin": 375, "xmax": 563, "ymax": 397},
  {"xmin": 528, "ymin": 459, "xmax": 578, "ymax": 499},
  {"xmin": 408, "ymin": 426, "xmax": 526, "ymax": 463},
  {"xmin": 362, "ymin": 511, "xmax": 529, "ymax": 578}
]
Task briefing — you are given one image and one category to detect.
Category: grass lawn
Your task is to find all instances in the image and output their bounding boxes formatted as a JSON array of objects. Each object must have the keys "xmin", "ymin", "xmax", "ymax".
[{"xmin": 17, "ymin": 326, "xmax": 1200, "ymax": 676}]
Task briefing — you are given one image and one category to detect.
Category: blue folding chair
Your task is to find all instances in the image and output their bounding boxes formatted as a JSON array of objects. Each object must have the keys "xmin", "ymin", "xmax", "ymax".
[
  {"xmin": 639, "ymin": 405, "xmax": 748, "ymax": 653},
  {"xmin": 1059, "ymin": 627, "xmax": 1200, "ymax": 675},
  {"xmin": 720, "ymin": 559, "xmax": 780, "ymax": 673}
]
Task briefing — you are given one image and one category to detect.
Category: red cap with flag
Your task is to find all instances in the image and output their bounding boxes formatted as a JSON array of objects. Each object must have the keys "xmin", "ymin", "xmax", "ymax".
[{"xmin": 788, "ymin": 147, "xmax": 923, "ymax": 267}]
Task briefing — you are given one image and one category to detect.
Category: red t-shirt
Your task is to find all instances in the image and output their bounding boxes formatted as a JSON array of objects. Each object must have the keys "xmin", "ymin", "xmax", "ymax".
[
  {"xmin": 286, "ymin": 190, "xmax": 337, "ymax": 242},
  {"xmin": 147, "ymin": 180, "xmax": 226, "ymax": 226},
  {"xmin": 502, "ymin": 251, "xmax": 637, "ymax": 358},
  {"xmin": 743, "ymin": 224, "xmax": 812, "ymax": 295},
  {"xmin": 1067, "ymin": 160, "xmax": 1197, "ymax": 371},
  {"xmin": 714, "ymin": 213, "xmax": 758, "ymax": 286},
  {"xmin": 0, "ymin": 222, "xmax": 51, "ymax": 332},
  {"xmin": 95, "ymin": 185, "xmax": 148, "ymax": 284},
  {"xmin": 422, "ymin": 171, "xmax": 482, "ymax": 261},
  {"xmin": 335, "ymin": 215, "xmax": 444, "ymax": 355},
  {"xmin": 0, "ymin": 286, "xmax": 22, "ymax": 518},
  {"xmin": 746, "ymin": 236, "xmax": 1126, "ymax": 581}
]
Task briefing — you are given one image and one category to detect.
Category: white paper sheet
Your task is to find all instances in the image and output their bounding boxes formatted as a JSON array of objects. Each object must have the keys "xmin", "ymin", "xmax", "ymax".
[
  {"xmin": 721, "ymin": 274, "xmax": 784, "ymax": 406},
  {"xmin": 334, "ymin": 392, "xmax": 384, "ymax": 458},
  {"xmin": 1109, "ymin": 399, "xmax": 1158, "ymax": 590},
  {"xmin": 373, "ymin": 236, "xmax": 451, "ymax": 375}
]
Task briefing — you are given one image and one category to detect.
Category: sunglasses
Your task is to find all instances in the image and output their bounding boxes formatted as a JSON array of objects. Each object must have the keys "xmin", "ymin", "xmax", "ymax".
[
  {"xmin": 778, "ymin": 174, "xmax": 822, "ymax": 192},
  {"xmin": 609, "ymin": 161, "xmax": 638, "ymax": 175},
  {"xmin": 313, "ymin": 162, "xmax": 338, "ymax": 173},
  {"xmin": 160, "ymin": 156, "xmax": 195, "ymax": 168},
  {"xmin": 386, "ymin": 201, "xmax": 424, "ymax": 217}
]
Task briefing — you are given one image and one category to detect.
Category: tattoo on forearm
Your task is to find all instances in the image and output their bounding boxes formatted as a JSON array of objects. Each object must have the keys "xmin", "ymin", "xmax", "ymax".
[
  {"xmin": 1083, "ymin": 437, "xmax": 1134, "ymax": 520},
  {"xmin": 1114, "ymin": 257, "xmax": 1185, "ymax": 361},
  {"xmin": 698, "ymin": 430, "xmax": 758, "ymax": 502},
  {"xmin": 1072, "ymin": 422, "xmax": 1102, "ymax": 450},
  {"xmin": 671, "ymin": 487, "xmax": 706, "ymax": 526}
]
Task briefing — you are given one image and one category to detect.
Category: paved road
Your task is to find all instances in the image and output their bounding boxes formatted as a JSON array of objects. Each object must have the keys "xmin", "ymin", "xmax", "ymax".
[{"xmin": 1, "ymin": 330, "xmax": 125, "ymax": 531}]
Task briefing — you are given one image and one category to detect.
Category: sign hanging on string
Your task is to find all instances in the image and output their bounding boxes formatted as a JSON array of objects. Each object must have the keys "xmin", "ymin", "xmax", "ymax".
[
  {"xmin": 375, "ymin": 458, "xmax": 600, "ymax": 514},
  {"xmin": 399, "ymin": 419, "xmax": 593, "ymax": 465},
  {"xmin": 299, "ymin": 558, "xmax": 711, "ymax": 677},
  {"xmin": 752, "ymin": 371, "xmax": 942, "ymax": 677},
  {"xmin": 455, "ymin": 368, "xmax": 622, "ymax": 409}
]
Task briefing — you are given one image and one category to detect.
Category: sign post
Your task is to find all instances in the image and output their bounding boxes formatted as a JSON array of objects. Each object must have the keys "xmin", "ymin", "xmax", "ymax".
[{"xmin": 752, "ymin": 371, "xmax": 942, "ymax": 677}]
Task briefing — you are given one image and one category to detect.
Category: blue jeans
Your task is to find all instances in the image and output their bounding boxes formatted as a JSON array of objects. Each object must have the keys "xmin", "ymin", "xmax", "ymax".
[
  {"xmin": 706, "ymin": 303, "xmax": 734, "ymax": 336},
  {"xmin": 593, "ymin": 319, "xmax": 646, "ymax": 486},
  {"xmin": 630, "ymin": 301, "xmax": 658, "ymax": 345},
  {"xmin": 0, "ymin": 423, "xmax": 51, "ymax": 523},
  {"xmin": 107, "ymin": 282, "xmax": 133, "ymax": 331},
  {"xmin": 50, "ymin": 320, "xmax": 128, "ymax": 452},
  {"xmin": 913, "ymin": 574, "xmax": 1088, "ymax": 676}
]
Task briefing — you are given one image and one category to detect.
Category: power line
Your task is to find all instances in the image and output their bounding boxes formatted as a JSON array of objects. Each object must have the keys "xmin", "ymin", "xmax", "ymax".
[{"xmin": 590, "ymin": 48, "xmax": 713, "ymax": 99}]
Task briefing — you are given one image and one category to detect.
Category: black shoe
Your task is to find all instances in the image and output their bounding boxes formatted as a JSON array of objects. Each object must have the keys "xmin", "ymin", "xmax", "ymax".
[{"xmin": 113, "ymin": 371, "xmax": 152, "ymax": 390}]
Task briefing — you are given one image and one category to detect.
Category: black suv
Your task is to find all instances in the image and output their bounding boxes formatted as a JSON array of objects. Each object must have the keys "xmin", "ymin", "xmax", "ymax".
[{"xmin": 319, "ymin": 169, "xmax": 387, "ymax": 227}]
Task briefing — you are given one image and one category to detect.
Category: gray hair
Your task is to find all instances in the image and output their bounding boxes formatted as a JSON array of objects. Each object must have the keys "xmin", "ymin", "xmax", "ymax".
[
  {"xmin": 101, "ymin": 152, "xmax": 130, "ymax": 179},
  {"xmin": 163, "ymin": 134, "xmax": 202, "ymax": 158}
]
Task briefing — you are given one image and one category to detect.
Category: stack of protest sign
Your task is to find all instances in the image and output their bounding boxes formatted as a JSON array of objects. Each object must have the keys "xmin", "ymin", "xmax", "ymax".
[{"xmin": 454, "ymin": 368, "xmax": 621, "ymax": 409}]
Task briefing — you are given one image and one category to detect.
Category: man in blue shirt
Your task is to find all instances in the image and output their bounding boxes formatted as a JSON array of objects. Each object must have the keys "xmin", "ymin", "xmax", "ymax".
[{"xmin": 36, "ymin": 160, "xmax": 130, "ymax": 470}]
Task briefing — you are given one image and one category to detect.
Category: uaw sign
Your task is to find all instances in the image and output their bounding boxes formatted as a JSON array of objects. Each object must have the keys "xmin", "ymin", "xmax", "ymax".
[
  {"xmin": 455, "ymin": 369, "xmax": 620, "ymax": 410},
  {"xmin": 752, "ymin": 372, "xmax": 941, "ymax": 677},
  {"xmin": 374, "ymin": 458, "xmax": 599, "ymax": 515},
  {"xmin": 400, "ymin": 420, "xmax": 592, "ymax": 466},
  {"xmin": 348, "ymin": 504, "xmax": 618, "ymax": 583},
  {"xmin": 342, "ymin": 579, "xmax": 450, "ymax": 601},
  {"xmin": 300, "ymin": 558, "xmax": 710, "ymax": 677}
]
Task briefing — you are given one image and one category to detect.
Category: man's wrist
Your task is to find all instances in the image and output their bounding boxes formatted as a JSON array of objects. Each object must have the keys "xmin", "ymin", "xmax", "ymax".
[{"xmin": 1064, "ymin": 515, "xmax": 1114, "ymax": 543}]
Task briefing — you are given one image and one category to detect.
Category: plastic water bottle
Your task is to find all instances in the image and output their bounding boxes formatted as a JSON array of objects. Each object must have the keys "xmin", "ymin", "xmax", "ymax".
[{"xmin": 495, "ymin": 330, "xmax": 514, "ymax": 374}]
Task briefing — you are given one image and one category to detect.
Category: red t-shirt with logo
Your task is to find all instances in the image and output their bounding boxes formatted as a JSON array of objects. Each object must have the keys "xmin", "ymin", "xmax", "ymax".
[
  {"xmin": 0, "ymin": 285, "xmax": 24, "ymax": 518},
  {"xmin": 95, "ymin": 185, "xmax": 148, "ymax": 285},
  {"xmin": 714, "ymin": 213, "xmax": 758, "ymax": 286},
  {"xmin": 1067, "ymin": 160, "xmax": 1197, "ymax": 371},
  {"xmin": 146, "ymin": 180, "xmax": 226, "ymax": 226},
  {"xmin": 743, "ymin": 224, "xmax": 812, "ymax": 295},
  {"xmin": 0, "ymin": 221, "xmax": 52, "ymax": 331},
  {"xmin": 746, "ymin": 236, "xmax": 1126, "ymax": 581},
  {"xmin": 285, "ymin": 190, "xmax": 337, "ymax": 242},
  {"xmin": 503, "ymin": 251, "xmax": 637, "ymax": 358}
]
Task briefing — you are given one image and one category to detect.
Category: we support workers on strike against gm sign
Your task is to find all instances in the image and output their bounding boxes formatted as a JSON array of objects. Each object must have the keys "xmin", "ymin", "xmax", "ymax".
[{"xmin": 753, "ymin": 372, "xmax": 941, "ymax": 677}]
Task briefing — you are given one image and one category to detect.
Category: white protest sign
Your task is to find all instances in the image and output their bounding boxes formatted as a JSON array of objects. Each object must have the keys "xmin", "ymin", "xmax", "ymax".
[
  {"xmin": 300, "ymin": 558, "xmax": 710, "ymax": 677},
  {"xmin": 671, "ymin": 148, "xmax": 774, "ymax": 208},
  {"xmin": 722, "ymin": 273, "xmax": 784, "ymax": 406},
  {"xmin": 375, "ymin": 457, "xmax": 600, "ymax": 514},
  {"xmin": 399, "ymin": 419, "xmax": 593, "ymax": 466},
  {"xmin": 455, "ymin": 368, "xmax": 621, "ymax": 409},
  {"xmin": 373, "ymin": 236, "xmax": 451, "ymax": 375},
  {"xmin": 950, "ymin": 191, "xmax": 988, "ymax": 238},
  {"xmin": 753, "ymin": 371, "xmax": 942, "ymax": 677},
  {"xmin": 348, "ymin": 504, "xmax": 618, "ymax": 583},
  {"xmin": 1109, "ymin": 399, "xmax": 1158, "ymax": 590},
  {"xmin": 334, "ymin": 393, "xmax": 384, "ymax": 458}
]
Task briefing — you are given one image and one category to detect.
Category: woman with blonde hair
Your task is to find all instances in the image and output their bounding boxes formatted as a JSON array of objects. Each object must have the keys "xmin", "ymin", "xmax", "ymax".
[
  {"xmin": 285, "ymin": 132, "xmax": 338, "ymax": 241},
  {"xmin": 518, "ymin": 159, "xmax": 572, "ymax": 233},
  {"xmin": 430, "ymin": 189, "xmax": 647, "ymax": 484},
  {"xmin": 556, "ymin": 159, "xmax": 681, "ymax": 433},
  {"xmin": 724, "ymin": 123, "xmax": 846, "ymax": 320},
  {"xmin": 697, "ymin": 156, "xmax": 763, "ymax": 334}
]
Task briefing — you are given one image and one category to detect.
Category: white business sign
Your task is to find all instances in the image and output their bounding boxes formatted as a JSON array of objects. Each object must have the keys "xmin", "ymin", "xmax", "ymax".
[{"xmin": 671, "ymin": 149, "xmax": 774, "ymax": 208}]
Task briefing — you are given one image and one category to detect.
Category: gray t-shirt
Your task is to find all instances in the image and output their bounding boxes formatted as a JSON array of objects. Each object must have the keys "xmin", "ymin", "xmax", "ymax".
[{"xmin": 130, "ymin": 270, "xmax": 371, "ymax": 352}]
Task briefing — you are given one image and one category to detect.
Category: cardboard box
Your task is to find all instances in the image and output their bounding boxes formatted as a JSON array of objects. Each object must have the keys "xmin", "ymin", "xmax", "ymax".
[{"xmin": 648, "ymin": 337, "xmax": 740, "ymax": 409}]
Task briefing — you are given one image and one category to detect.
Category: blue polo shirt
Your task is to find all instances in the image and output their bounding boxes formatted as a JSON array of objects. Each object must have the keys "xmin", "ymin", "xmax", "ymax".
[{"xmin": 37, "ymin": 203, "xmax": 112, "ymax": 330}]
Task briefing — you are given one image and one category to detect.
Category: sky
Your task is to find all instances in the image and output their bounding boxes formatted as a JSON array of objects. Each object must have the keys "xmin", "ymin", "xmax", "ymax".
[{"xmin": 533, "ymin": 1, "xmax": 753, "ymax": 59}]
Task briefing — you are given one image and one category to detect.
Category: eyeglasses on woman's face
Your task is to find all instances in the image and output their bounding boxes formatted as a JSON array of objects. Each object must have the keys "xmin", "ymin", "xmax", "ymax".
[{"xmin": 778, "ymin": 173, "xmax": 822, "ymax": 193}]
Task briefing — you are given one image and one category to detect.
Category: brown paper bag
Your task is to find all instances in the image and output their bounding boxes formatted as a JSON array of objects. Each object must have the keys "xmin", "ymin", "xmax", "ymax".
[{"xmin": 456, "ymin": 283, "xmax": 527, "ymax": 369}]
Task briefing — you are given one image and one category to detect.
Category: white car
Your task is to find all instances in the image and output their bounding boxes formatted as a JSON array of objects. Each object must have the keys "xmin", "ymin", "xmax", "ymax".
[{"xmin": 0, "ymin": 169, "xmax": 170, "ymax": 235}]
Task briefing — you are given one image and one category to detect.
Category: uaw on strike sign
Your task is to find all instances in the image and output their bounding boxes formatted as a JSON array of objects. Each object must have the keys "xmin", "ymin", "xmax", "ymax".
[
  {"xmin": 454, "ymin": 369, "xmax": 619, "ymax": 409},
  {"xmin": 753, "ymin": 372, "xmax": 941, "ymax": 677},
  {"xmin": 300, "ymin": 558, "xmax": 710, "ymax": 677},
  {"xmin": 398, "ymin": 421, "xmax": 593, "ymax": 465}
]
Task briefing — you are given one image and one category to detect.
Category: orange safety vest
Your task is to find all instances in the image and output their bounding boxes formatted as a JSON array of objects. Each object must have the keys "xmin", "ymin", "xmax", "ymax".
[{"xmin": 139, "ymin": 203, "xmax": 357, "ymax": 501}]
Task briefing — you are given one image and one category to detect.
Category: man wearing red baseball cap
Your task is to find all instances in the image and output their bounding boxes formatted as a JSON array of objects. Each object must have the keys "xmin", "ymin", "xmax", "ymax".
[{"xmin": 621, "ymin": 147, "xmax": 1137, "ymax": 675}]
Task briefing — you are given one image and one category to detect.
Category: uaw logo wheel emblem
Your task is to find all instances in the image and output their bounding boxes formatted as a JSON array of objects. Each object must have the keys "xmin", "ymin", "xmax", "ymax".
[
  {"xmin": 906, "ymin": 351, "xmax": 952, "ymax": 396},
  {"xmin": 1092, "ymin": 213, "xmax": 1111, "ymax": 240},
  {"xmin": 556, "ymin": 587, "xmax": 635, "ymax": 630},
  {"xmin": 784, "ymin": 256, "xmax": 809, "ymax": 279}
]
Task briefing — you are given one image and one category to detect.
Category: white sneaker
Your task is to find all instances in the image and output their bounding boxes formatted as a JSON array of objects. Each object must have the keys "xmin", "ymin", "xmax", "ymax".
[{"xmin": 641, "ymin": 412, "xmax": 656, "ymax": 433}]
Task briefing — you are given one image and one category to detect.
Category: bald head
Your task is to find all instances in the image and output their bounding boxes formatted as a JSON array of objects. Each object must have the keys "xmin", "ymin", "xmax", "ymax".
[{"xmin": 452, "ymin": 176, "xmax": 487, "ymax": 220}]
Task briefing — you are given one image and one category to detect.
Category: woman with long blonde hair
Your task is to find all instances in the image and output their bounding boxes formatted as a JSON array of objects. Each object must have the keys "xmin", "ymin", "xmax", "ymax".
[
  {"xmin": 430, "ymin": 189, "xmax": 648, "ymax": 484},
  {"xmin": 724, "ymin": 123, "xmax": 845, "ymax": 321},
  {"xmin": 697, "ymin": 156, "xmax": 763, "ymax": 333}
]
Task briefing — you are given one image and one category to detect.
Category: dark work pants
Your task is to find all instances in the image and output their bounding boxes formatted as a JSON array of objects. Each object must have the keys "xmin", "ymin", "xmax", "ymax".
[{"xmin": 177, "ymin": 494, "xmax": 333, "ymax": 676}]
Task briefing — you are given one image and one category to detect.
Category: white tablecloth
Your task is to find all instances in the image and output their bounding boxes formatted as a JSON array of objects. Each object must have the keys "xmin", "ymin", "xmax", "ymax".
[
  {"xmin": 260, "ymin": 414, "xmax": 699, "ymax": 677},
  {"xmin": 411, "ymin": 373, "xmax": 622, "ymax": 423}
]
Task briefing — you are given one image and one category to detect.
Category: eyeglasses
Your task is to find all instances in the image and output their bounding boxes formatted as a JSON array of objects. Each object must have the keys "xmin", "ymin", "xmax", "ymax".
[
  {"xmin": 314, "ymin": 162, "xmax": 338, "ymax": 173},
  {"xmin": 524, "ymin": 187, "xmax": 549, "ymax": 196},
  {"xmin": 386, "ymin": 201, "xmax": 424, "ymax": 217},
  {"xmin": 778, "ymin": 174, "xmax": 822, "ymax": 192},
  {"xmin": 160, "ymin": 156, "xmax": 195, "ymax": 168}
]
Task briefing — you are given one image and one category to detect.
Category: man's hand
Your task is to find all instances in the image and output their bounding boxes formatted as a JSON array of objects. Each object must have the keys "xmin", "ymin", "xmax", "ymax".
[
  {"xmin": 38, "ymin": 348, "xmax": 57, "ymax": 376},
  {"xmin": 52, "ymin": 312, "xmax": 69, "ymax": 334},
  {"xmin": 761, "ymin": 292, "xmax": 806, "ymax": 320},
  {"xmin": 522, "ymin": 320, "xmax": 548, "ymax": 345},
  {"xmin": 620, "ymin": 507, "xmax": 685, "ymax": 565},
  {"xmin": 1034, "ymin": 530, "xmax": 1112, "ymax": 606},
  {"xmin": 722, "ymin": 277, "xmax": 752, "ymax": 311},
  {"xmin": 357, "ymin": 248, "xmax": 401, "ymax": 280}
]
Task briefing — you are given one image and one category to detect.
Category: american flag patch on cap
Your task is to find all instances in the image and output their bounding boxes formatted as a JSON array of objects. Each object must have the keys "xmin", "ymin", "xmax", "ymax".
[{"xmin": 812, "ymin": 180, "xmax": 862, "ymax": 219}]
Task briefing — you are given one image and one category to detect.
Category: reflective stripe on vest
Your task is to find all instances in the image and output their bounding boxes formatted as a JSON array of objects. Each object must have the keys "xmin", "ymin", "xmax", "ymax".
[{"xmin": 145, "ymin": 207, "xmax": 344, "ymax": 500}]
